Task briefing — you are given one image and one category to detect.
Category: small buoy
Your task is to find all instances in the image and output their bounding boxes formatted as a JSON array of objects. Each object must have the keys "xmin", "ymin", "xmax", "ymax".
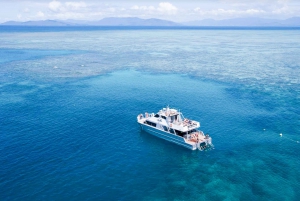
[{"xmin": 280, "ymin": 133, "xmax": 283, "ymax": 137}]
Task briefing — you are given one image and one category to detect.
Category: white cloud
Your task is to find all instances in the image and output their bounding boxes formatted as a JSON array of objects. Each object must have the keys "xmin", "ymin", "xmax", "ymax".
[
  {"xmin": 131, "ymin": 5, "xmax": 139, "ymax": 10},
  {"xmin": 277, "ymin": 0, "xmax": 289, "ymax": 4},
  {"xmin": 271, "ymin": 0, "xmax": 291, "ymax": 15},
  {"xmin": 49, "ymin": 1, "xmax": 86, "ymax": 12},
  {"xmin": 90, "ymin": 12, "xmax": 103, "ymax": 17},
  {"xmin": 194, "ymin": 7, "xmax": 266, "ymax": 18},
  {"xmin": 65, "ymin": 2, "xmax": 86, "ymax": 10},
  {"xmin": 47, "ymin": 0, "xmax": 89, "ymax": 19},
  {"xmin": 157, "ymin": 2, "xmax": 177, "ymax": 14},
  {"xmin": 130, "ymin": 2, "xmax": 177, "ymax": 16},
  {"xmin": 37, "ymin": 11, "xmax": 45, "ymax": 17},
  {"xmin": 131, "ymin": 5, "xmax": 155, "ymax": 11},
  {"xmin": 271, "ymin": 0, "xmax": 290, "ymax": 14},
  {"xmin": 107, "ymin": 7, "xmax": 116, "ymax": 12},
  {"xmin": 48, "ymin": 0, "xmax": 63, "ymax": 12},
  {"xmin": 192, "ymin": 0, "xmax": 300, "ymax": 20},
  {"xmin": 272, "ymin": 6, "xmax": 289, "ymax": 14},
  {"xmin": 52, "ymin": 12, "xmax": 85, "ymax": 20},
  {"xmin": 246, "ymin": 9, "xmax": 265, "ymax": 14},
  {"xmin": 23, "ymin": 8, "xmax": 30, "ymax": 13}
]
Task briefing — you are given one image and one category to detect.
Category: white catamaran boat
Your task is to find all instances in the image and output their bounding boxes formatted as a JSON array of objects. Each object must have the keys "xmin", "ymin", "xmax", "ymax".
[{"xmin": 137, "ymin": 107, "xmax": 213, "ymax": 150}]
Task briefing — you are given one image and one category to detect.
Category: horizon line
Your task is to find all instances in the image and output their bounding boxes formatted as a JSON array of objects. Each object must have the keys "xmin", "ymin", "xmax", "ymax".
[{"xmin": 2, "ymin": 16, "xmax": 300, "ymax": 24}]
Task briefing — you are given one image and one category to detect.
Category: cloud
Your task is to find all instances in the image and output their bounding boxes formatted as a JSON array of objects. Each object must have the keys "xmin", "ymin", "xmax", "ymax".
[
  {"xmin": 130, "ymin": 2, "xmax": 177, "ymax": 15},
  {"xmin": 131, "ymin": 5, "xmax": 139, "ymax": 10},
  {"xmin": 272, "ymin": 5, "xmax": 289, "ymax": 14},
  {"xmin": 47, "ymin": 0, "xmax": 89, "ymax": 19},
  {"xmin": 65, "ymin": 2, "xmax": 86, "ymax": 10},
  {"xmin": 194, "ymin": 7, "xmax": 266, "ymax": 18},
  {"xmin": 191, "ymin": 0, "xmax": 300, "ymax": 19},
  {"xmin": 272, "ymin": 0, "xmax": 291, "ymax": 14},
  {"xmin": 277, "ymin": 0, "xmax": 289, "ymax": 4},
  {"xmin": 131, "ymin": 5, "xmax": 155, "ymax": 11},
  {"xmin": 52, "ymin": 12, "xmax": 85, "ymax": 19},
  {"xmin": 49, "ymin": 1, "xmax": 86, "ymax": 13},
  {"xmin": 246, "ymin": 9, "xmax": 265, "ymax": 14},
  {"xmin": 48, "ymin": 0, "xmax": 63, "ymax": 12},
  {"xmin": 23, "ymin": 8, "xmax": 30, "ymax": 13},
  {"xmin": 37, "ymin": 11, "xmax": 45, "ymax": 17},
  {"xmin": 157, "ymin": 2, "xmax": 177, "ymax": 14}
]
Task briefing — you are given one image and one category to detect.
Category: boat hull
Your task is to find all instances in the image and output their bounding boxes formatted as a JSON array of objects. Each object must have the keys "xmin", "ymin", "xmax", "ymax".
[{"xmin": 139, "ymin": 123, "xmax": 196, "ymax": 150}]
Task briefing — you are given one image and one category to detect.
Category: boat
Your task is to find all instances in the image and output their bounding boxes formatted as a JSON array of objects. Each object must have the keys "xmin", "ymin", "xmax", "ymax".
[{"xmin": 137, "ymin": 106, "xmax": 213, "ymax": 150}]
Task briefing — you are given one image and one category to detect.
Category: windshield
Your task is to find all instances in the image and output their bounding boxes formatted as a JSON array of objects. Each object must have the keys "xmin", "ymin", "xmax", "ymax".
[{"xmin": 180, "ymin": 113, "xmax": 184, "ymax": 121}]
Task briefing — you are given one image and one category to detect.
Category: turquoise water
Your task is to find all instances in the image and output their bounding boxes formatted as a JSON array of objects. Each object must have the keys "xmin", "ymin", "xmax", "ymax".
[{"xmin": 0, "ymin": 27, "xmax": 299, "ymax": 200}]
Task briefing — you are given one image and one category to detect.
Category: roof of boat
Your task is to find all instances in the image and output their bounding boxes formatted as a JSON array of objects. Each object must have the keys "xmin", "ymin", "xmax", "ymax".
[
  {"xmin": 141, "ymin": 107, "xmax": 200, "ymax": 132},
  {"xmin": 158, "ymin": 107, "xmax": 180, "ymax": 117}
]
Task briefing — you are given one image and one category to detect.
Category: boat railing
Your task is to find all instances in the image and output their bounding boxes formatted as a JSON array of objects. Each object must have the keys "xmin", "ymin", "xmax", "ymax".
[{"xmin": 198, "ymin": 130, "xmax": 205, "ymax": 136}]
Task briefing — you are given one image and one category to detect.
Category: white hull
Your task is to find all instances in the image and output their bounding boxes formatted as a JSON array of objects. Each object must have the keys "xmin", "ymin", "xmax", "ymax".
[{"xmin": 139, "ymin": 123, "xmax": 196, "ymax": 150}]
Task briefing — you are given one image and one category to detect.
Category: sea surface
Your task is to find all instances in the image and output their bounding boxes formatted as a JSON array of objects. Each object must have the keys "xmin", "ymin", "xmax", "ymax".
[{"xmin": 0, "ymin": 26, "xmax": 300, "ymax": 200}]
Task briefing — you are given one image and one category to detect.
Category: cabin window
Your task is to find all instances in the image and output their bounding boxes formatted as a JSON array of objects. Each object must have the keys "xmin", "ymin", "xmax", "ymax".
[
  {"xmin": 162, "ymin": 126, "xmax": 168, "ymax": 131},
  {"xmin": 154, "ymin": 114, "xmax": 159, "ymax": 118},
  {"xmin": 180, "ymin": 113, "xmax": 184, "ymax": 121},
  {"xmin": 169, "ymin": 128, "xmax": 175, "ymax": 134},
  {"xmin": 161, "ymin": 116, "xmax": 166, "ymax": 120},
  {"xmin": 187, "ymin": 129, "xmax": 197, "ymax": 134},
  {"xmin": 175, "ymin": 130, "xmax": 185, "ymax": 137},
  {"xmin": 145, "ymin": 120, "xmax": 156, "ymax": 127}
]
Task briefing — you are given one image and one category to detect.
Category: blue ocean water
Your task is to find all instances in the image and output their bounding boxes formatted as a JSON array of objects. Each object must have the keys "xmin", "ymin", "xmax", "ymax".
[{"xmin": 0, "ymin": 27, "xmax": 300, "ymax": 200}]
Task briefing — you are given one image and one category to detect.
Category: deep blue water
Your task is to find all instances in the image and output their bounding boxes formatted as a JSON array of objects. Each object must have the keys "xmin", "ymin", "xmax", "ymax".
[{"xmin": 0, "ymin": 27, "xmax": 300, "ymax": 200}]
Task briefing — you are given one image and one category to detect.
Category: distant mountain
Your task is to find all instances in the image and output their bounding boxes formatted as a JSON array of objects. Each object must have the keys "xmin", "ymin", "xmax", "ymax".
[
  {"xmin": 1, "ymin": 20, "xmax": 74, "ymax": 26},
  {"xmin": 282, "ymin": 17, "xmax": 300, "ymax": 26},
  {"xmin": 88, "ymin": 17, "xmax": 180, "ymax": 26},
  {"xmin": 1, "ymin": 17, "xmax": 300, "ymax": 27},
  {"xmin": 184, "ymin": 17, "xmax": 300, "ymax": 26},
  {"xmin": 1, "ymin": 17, "xmax": 180, "ymax": 26}
]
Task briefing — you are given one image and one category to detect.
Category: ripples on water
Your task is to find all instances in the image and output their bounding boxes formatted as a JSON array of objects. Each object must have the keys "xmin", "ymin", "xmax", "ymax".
[{"xmin": 0, "ymin": 27, "xmax": 299, "ymax": 200}]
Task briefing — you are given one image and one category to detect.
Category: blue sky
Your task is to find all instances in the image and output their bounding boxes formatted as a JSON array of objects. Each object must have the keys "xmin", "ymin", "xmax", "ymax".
[{"xmin": 1, "ymin": 0, "xmax": 300, "ymax": 23}]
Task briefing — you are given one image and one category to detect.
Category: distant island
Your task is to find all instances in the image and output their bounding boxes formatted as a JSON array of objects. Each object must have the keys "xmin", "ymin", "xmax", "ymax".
[{"xmin": 1, "ymin": 17, "xmax": 300, "ymax": 27}]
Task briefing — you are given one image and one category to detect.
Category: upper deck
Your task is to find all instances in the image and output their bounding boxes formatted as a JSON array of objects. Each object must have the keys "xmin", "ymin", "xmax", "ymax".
[{"xmin": 138, "ymin": 107, "xmax": 200, "ymax": 132}]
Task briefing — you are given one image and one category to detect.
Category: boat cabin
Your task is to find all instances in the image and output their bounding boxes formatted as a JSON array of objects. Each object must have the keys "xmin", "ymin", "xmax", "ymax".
[{"xmin": 139, "ymin": 107, "xmax": 200, "ymax": 137}]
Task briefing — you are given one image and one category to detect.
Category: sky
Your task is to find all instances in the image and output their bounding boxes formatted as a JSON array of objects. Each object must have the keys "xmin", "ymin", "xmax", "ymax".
[{"xmin": 1, "ymin": 0, "xmax": 300, "ymax": 23}]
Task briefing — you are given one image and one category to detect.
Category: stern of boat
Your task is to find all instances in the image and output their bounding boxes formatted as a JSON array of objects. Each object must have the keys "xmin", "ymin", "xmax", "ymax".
[
  {"xmin": 184, "ymin": 132, "xmax": 214, "ymax": 151},
  {"xmin": 197, "ymin": 134, "xmax": 213, "ymax": 151}
]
